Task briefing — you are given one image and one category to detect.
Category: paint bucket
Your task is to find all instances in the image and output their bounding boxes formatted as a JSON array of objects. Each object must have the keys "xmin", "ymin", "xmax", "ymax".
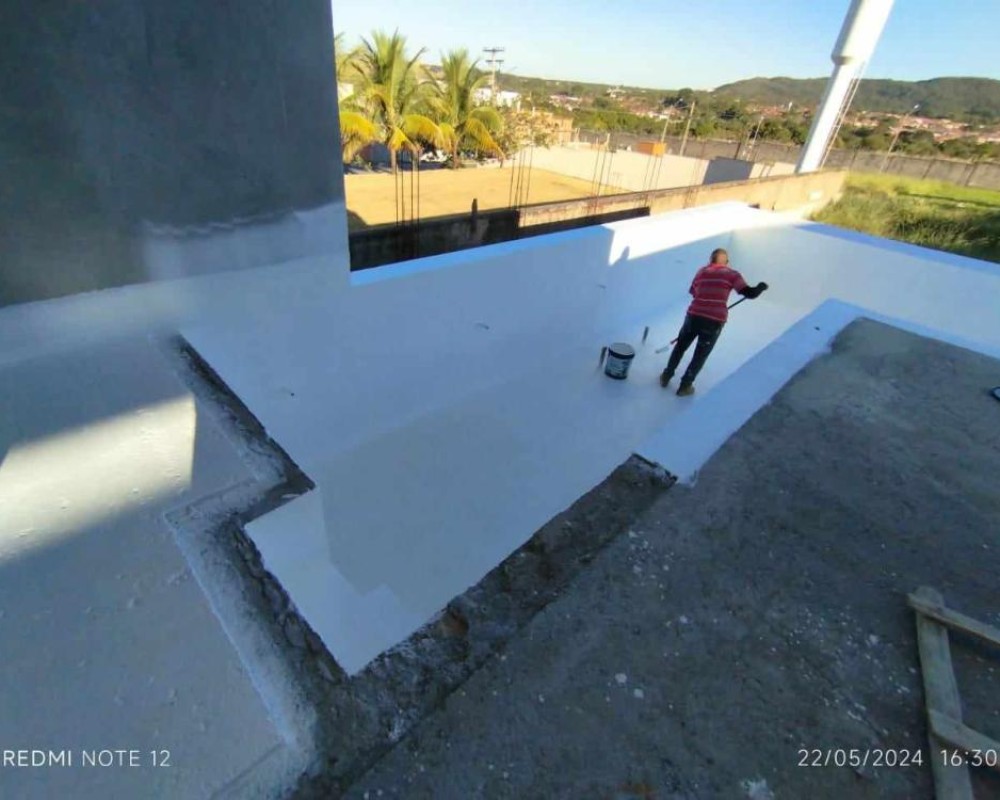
[{"xmin": 604, "ymin": 343, "xmax": 635, "ymax": 380}]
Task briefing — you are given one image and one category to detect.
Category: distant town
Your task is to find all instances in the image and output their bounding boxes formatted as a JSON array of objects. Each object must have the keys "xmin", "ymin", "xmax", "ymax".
[{"xmin": 503, "ymin": 79, "xmax": 1000, "ymax": 160}]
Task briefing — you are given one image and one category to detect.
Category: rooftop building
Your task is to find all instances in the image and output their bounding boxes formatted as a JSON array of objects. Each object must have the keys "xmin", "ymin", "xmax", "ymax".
[{"xmin": 2, "ymin": 1, "xmax": 999, "ymax": 798}]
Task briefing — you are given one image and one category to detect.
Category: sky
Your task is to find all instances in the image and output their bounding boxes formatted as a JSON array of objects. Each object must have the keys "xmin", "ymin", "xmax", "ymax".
[{"xmin": 330, "ymin": 0, "xmax": 1000, "ymax": 90}]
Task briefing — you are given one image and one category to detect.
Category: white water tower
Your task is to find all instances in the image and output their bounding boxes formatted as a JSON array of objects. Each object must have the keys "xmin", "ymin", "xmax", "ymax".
[{"xmin": 796, "ymin": 0, "xmax": 896, "ymax": 173}]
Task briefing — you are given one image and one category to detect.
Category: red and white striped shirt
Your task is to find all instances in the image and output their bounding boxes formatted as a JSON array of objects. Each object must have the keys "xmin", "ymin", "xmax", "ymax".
[{"xmin": 687, "ymin": 263, "xmax": 748, "ymax": 323}]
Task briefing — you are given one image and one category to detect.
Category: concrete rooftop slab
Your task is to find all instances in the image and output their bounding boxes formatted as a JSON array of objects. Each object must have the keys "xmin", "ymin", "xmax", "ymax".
[
  {"xmin": 345, "ymin": 319, "xmax": 1000, "ymax": 799},
  {"xmin": 183, "ymin": 205, "xmax": 1000, "ymax": 675},
  {"xmin": 3, "ymin": 203, "xmax": 999, "ymax": 797},
  {"xmin": 0, "ymin": 338, "xmax": 309, "ymax": 799}
]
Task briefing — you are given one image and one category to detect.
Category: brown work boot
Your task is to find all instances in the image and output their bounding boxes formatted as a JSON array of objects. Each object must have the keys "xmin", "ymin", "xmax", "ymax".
[
  {"xmin": 659, "ymin": 370, "xmax": 673, "ymax": 388},
  {"xmin": 676, "ymin": 383, "xmax": 695, "ymax": 397}
]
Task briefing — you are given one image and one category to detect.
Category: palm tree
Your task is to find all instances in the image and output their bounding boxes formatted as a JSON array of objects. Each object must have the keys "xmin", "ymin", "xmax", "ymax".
[
  {"xmin": 334, "ymin": 32, "xmax": 354, "ymax": 78},
  {"xmin": 339, "ymin": 110, "xmax": 378, "ymax": 162},
  {"xmin": 333, "ymin": 35, "xmax": 377, "ymax": 161},
  {"xmin": 431, "ymin": 49, "xmax": 504, "ymax": 168},
  {"xmin": 352, "ymin": 30, "xmax": 442, "ymax": 172}
]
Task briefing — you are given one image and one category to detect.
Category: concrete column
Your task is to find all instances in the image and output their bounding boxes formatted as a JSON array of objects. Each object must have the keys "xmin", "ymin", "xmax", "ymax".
[
  {"xmin": 797, "ymin": 64, "xmax": 857, "ymax": 173},
  {"xmin": 797, "ymin": 0, "xmax": 895, "ymax": 174},
  {"xmin": 0, "ymin": 1, "xmax": 349, "ymax": 306}
]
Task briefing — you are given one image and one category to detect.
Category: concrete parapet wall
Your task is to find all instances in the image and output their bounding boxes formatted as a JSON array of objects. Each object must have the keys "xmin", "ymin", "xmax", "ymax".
[{"xmin": 348, "ymin": 170, "xmax": 847, "ymax": 269}]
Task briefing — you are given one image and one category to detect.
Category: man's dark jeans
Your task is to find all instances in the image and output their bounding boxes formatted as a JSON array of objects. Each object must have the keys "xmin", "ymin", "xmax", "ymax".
[{"xmin": 664, "ymin": 313, "xmax": 724, "ymax": 386}]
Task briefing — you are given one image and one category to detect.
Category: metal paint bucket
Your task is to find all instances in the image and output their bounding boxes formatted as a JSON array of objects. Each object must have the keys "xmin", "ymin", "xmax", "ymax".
[{"xmin": 604, "ymin": 342, "xmax": 635, "ymax": 380}]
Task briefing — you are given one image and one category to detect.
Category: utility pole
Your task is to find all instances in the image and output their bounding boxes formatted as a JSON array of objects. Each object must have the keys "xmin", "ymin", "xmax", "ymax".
[
  {"xmin": 881, "ymin": 103, "xmax": 919, "ymax": 172},
  {"xmin": 660, "ymin": 99, "xmax": 682, "ymax": 144},
  {"xmin": 678, "ymin": 101, "xmax": 696, "ymax": 157},
  {"xmin": 495, "ymin": 58, "xmax": 504, "ymax": 98},
  {"xmin": 483, "ymin": 46, "xmax": 505, "ymax": 104},
  {"xmin": 744, "ymin": 115, "xmax": 764, "ymax": 160}
]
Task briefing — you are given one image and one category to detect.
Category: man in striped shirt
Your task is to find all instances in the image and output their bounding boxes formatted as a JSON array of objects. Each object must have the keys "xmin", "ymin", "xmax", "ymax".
[{"xmin": 660, "ymin": 248, "xmax": 768, "ymax": 396}]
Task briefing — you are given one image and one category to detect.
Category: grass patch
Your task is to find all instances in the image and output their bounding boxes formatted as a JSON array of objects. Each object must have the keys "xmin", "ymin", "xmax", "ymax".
[{"xmin": 812, "ymin": 173, "xmax": 1000, "ymax": 263}]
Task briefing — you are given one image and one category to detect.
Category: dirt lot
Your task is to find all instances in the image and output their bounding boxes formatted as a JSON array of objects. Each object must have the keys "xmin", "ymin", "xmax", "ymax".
[
  {"xmin": 340, "ymin": 319, "xmax": 1000, "ymax": 799},
  {"xmin": 344, "ymin": 167, "xmax": 621, "ymax": 230}
]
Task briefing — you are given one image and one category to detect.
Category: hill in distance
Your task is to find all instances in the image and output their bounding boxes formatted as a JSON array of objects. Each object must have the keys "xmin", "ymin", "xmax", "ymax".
[
  {"xmin": 495, "ymin": 71, "xmax": 1000, "ymax": 122},
  {"xmin": 711, "ymin": 76, "xmax": 1000, "ymax": 120}
]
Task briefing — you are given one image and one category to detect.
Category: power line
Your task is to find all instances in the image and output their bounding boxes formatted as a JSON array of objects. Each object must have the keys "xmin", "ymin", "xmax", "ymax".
[{"xmin": 482, "ymin": 46, "xmax": 505, "ymax": 103}]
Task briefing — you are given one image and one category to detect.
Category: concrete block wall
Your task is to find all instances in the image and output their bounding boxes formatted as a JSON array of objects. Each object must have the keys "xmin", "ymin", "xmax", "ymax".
[
  {"xmin": 663, "ymin": 135, "xmax": 1000, "ymax": 190},
  {"xmin": 702, "ymin": 158, "xmax": 795, "ymax": 185},
  {"xmin": 525, "ymin": 146, "xmax": 711, "ymax": 192},
  {"xmin": 648, "ymin": 169, "xmax": 845, "ymax": 215},
  {"xmin": 517, "ymin": 169, "xmax": 847, "ymax": 229},
  {"xmin": 826, "ymin": 150, "xmax": 1000, "ymax": 189},
  {"xmin": 349, "ymin": 209, "xmax": 521, "ymax": 269}
]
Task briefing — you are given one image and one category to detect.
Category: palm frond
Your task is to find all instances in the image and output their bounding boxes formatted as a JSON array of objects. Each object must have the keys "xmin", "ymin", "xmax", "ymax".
[
  {"xmin": 463, "ymin": 117, "xmax": 503, "ymax": 156},
  {"xmin": 340, "ymin": 110, "xmax": 378, "ymax": 142},
  {"xmin": 469, "ymin": 106, "xmax": 503, "ymax": 131},
  {"xmin": 438, "ymin": 122, "xmax": 458, "ymax": 152},
  {"xmin": 387, "ymin": 126, "xmax": 412, "ymax": 153},
  {"xmin": 402, "ymin": 114, "xmax": 444, "ymax": 148}
]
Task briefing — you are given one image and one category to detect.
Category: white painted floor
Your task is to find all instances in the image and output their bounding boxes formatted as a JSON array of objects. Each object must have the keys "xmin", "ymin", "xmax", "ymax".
[
  {"xmin": 189, "ymin": 209, "xmax": 1000, "ymax": 676},
  {"xmin": 234, "ymin": 291, "xmax": 808, "ymax": 673}
]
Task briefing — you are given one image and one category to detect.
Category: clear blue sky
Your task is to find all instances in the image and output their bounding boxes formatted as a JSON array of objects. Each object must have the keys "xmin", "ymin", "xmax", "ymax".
[{"xmin": 330, "ymin": 0, "xmax": 1000, "ymax": 89}]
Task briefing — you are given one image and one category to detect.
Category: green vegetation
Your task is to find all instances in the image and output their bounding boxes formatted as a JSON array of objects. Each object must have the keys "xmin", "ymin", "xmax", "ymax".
[
  {"xmin": 502, "ymin": 74, "xmax": 1000, "ymax": 123},
  {"xmin": 508, "ymin": 72, "xmax": 1000, "ymax": 159},
  {"xmin": 812, "ymin": 174, "xmax": 1000, "ymax": 263},
  {"xmin": 332, "ymin": 30, "xmax": 1000, "ymax": 168},
  {"xmin": 335, "ymin": 31, "xmax": 504, "ymax": 171},
  {"xmin": 834, "ymin": 123, "xmax": 1000, "ymax": 161},
  {"xmin": 339, "ymin": 110, "xmax": 379, "ymax": 162},
  {"xmin": 347, "ymin": 31, "xmax": 444, "ymax": 171},
  {"xmin": 570, "ymin": 108, "xmax": 662, "ymax": 137},
  {"xmin": 430, "ymin": 50, "xmax": 503, "ymax": 167},
  {"xmin": 713, "ymin": 77, "xmax": 1000, "ymax": 122}
]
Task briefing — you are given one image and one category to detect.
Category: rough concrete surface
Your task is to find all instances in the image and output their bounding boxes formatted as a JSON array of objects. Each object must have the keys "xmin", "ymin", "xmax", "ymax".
[
  {"xmin": 0, "ymin": 336, "xmax": 313, "ymax": 798},
  {"xmin": 286, "ymin": 455, "xmax": 674, "ymax": 796},
  {"xmin": 343, "ymin": 319, "xmax": 1000, "ymax": 799}
]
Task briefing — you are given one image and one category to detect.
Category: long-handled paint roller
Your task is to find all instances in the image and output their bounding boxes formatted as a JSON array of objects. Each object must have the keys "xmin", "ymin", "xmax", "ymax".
[{"xmin": 654, "ymin": 297, "xmax": 749, "ymax": 354}]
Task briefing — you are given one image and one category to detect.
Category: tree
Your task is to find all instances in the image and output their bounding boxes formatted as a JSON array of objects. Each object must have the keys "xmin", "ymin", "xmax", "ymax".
[
  {"xmin": 784, "ymin": 117, "xmax": 810, "ymax": 145},
  {"xmin": 332, "ymin": 34, "xmax": 376, "ymax": 161},
  {"xmin": 759, "ymin": 118, "xmax": 791, "ymax": 143},
  {"xmin": 496, "ymin": 107, "xmax": 564, "ymax": 164},
  {"xmin": 692, "ymin": 116, "xmax": 717, "ymax": 139},
  {"xmin": 717, "ymin": 102, "xmax": 746, "ymax": 123},
  {"xmin": 896, "ymin": 129, "xmax": 937, "ymax": 157},
  {"xmin": 662, "ymin": 88, "xmax": 695, "ymax": 109},
  {"xmin": 940, "ymin": 136, "xmax": 988, "ymax": 160},
  {"xmin": 339, "ymin": 111, "xmax": 378, "ymax": 162},
  {"xmin": 352, "ymin": 30, "xmax": 442, "ymax": 171},
  {"xmin": 430, "ymin": 49, "xmax": 503, "ymax": 167},
  {"xmin": 333, "ymin": 32, "xmax": 356, "ymax": 79}
]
